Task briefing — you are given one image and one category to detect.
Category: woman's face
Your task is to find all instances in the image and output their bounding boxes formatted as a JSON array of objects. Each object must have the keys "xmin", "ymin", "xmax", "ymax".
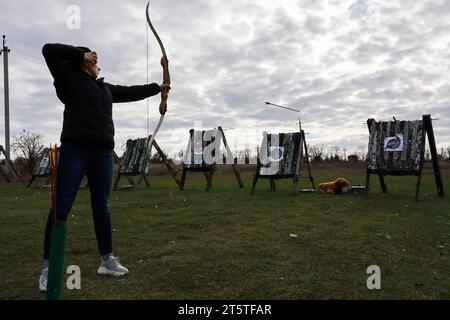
[{"xmin": 83, "ymin": 60, "xmax": 101, "ymax": 78}]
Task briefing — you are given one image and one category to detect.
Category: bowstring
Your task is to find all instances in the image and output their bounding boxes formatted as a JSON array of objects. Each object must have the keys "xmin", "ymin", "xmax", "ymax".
[{"xmin": 146, "ymin": 21, "xmax": 149, "ymax": 137}]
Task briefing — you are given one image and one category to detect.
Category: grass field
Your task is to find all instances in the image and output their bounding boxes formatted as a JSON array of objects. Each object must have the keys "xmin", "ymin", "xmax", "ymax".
[{"xmin": 0, "ymin": 163, "xmax": 449, "ymax": 300}]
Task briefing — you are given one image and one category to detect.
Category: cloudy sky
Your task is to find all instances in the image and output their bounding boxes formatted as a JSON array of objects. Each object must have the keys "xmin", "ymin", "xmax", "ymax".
[{"xmin": 1, "ymin": 0, "xmax": 449, "ymax": 159}]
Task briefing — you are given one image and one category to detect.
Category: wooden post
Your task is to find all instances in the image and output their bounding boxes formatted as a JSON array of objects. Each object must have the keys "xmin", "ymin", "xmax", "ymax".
[
  {"xmin": 152, "ymin": 139, "xmax": 181, "ymax": 188},
  {"xmin": 423, "ymin": 115, "xmax": 444, "ymax": 197},
  {"xmin": 207, "ymin": 172, "xmax": 213, "ymax": 190},
  {"xmin": 291, "ymin": 130, "xmax": 304, "ymax": 194},
  {"xmin": 365, "ymin": 170, "xmax": 371, "ymax": 197},
  {"xmin": 203, "ymin": 171, "xmax": 211, "ymax": 190},
  {"xmin": 27, "ymin": 175, "xmax": 36, "ymax": 187},
  {"xmin": 218, "ymin": 127, "xmax": 244, "ymax": 189},
  {"xmin": 0, "ymin": 145, "xmax": 22, "ymax": 182},
  {"xmin": 378, "ymin": 174, "xmax": 387, "ymax": 193},
  {"xmin": 179, "ymin": 167, "xmax": 187, "ymax": 191},
  {"xmin": 251, "ymin": 175, "xmax": 258, "ymax": 193},
  {"xmin": 179, "ymin": 131, "xmax": 192, "ymax": 191},
  {"xmin": 270, "ymin": 178, "xmax": 276, "ymax": 191},
  {"xmin": 137, "ymin": 173, "xmax": 150, "ymax": 188},
  {"xmin": 231, "ymin": 162, "xmax": 244, "ymax": 189},
  {"xmin": 291, "ymin": 176, "xmax": 298, "ymax": 194},
  {"xmin": 251, "ymin": 150, "xmax": 260, "ymax": 194},
  {"xmin": 113, "ymin": 171, "xmax": 122, "ymax": 191},
  {"xmin": 143, "ymin": 175, "xmax": 150, "ymax": 188},
  {"xmin": 112, "ymin": 151, "xmax": 126, "ymax": 190},
  {"xmin": 302, "ymin": 131, "xmax": 315, "ymax": 189}
]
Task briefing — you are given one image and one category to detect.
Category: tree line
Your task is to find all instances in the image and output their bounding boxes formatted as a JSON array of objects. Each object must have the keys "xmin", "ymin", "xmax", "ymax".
[{"xmin": 3, "ymin": 131, "xmax": 450, "ymax": 177}]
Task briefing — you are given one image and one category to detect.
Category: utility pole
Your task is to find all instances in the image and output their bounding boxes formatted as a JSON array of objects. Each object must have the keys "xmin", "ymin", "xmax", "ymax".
[{"xmin": 1, "ymin": 35, "xmax": 10, "ymax": 162}]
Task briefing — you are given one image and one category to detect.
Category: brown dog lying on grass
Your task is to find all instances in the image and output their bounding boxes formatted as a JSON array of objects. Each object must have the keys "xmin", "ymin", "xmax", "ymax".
[{"xmin": 318, "ymin": 178, "xmax": 350, "ymax": 194}]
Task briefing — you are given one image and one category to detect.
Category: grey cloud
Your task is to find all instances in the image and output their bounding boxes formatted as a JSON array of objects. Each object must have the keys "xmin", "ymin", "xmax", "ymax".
[
  {"xmin": 1, "ymin": 0, "xmax": 450, "ymax": 158},
  {"xmin": 304, "ymin": 16, "xmax": 327, "ymax": 34}
]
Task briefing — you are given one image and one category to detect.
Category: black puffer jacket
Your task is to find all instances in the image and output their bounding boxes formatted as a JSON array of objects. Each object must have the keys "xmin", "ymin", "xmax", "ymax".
[{"xmin": 42, "ymin": 43, "xmax": 161, "ymax": 149}]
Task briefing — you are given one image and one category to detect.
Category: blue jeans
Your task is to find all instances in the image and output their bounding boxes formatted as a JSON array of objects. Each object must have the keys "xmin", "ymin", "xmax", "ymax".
[{"xmin": 43, "ymin": 142, "xmax": 114, "ymax": 260}]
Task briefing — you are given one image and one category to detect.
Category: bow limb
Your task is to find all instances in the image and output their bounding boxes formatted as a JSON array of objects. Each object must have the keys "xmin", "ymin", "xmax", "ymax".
[
  {"xmin": 145, "ymin": 1, "xmax": 169, "ymax": 153},
  {"xmin": 146, "ymin": 2, "xmax": 170, "ymax": 116},
  {"xmin": 147, "ymin": 114, "xmax": 164, "ymax": 152}
]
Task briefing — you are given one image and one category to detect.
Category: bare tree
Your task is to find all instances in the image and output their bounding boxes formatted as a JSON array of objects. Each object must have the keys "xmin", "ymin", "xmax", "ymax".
[
  {"xmin": 235, "ymin": 149, "xmax": 246, "ymax": 164},
  {"xmin": 331, "ymin": 145, "xmax": 342, "ymax": 162},
  {"xmin": 243, "ymin": 147, "xmax": 252, "ymax": 164},
  {"xmin": 439, "ymin": 147, "xmax": 446, "ymax": 161},
  {"xmin": 357, "ymin": 145, "xmax": 367, "ymax": 161},
  {"xmin": 11, "ymin": 130, "xmax": 45, "ymax": 174},
  {"xmin": 308, "ymin": 144, "xmax": 326, "ymax": 162},
  {"xmin": 424, "ymin": 149, "xmax": 431, "ymax": 161},
  {"xmin": 150, "ymin": 152, "xmax": 163, "ymax": 164}
]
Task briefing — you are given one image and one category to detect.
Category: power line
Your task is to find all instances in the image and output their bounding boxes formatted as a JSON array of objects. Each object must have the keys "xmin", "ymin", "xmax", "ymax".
[
  {"xmin": 12, "ymin": 50, "xmax": 42, "ymax": 63},
  {"xmin": 11, "ymin": 54, "xmax": 44, "ymax": 66},
  {"xmin": 8, "ymin": 36, "xmax": 42, "ymax": 49},
  {"xmin": 9, "ymin": 36, "xmax": 122, "ymax": 74}
]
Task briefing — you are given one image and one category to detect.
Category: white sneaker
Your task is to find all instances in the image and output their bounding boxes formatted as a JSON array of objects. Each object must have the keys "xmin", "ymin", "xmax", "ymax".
[
  {"xmin": 39, "ymin": 267, "xmax": 48, "ymax": 292},
  {"xmin": 97, "ymin": 256, "xmax": 129, "ymax": 276}
]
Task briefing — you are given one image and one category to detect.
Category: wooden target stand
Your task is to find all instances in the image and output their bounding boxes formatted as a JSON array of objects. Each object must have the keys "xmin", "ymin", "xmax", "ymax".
[
  {"xmin": 113, "ymin": 136, "xmax": 181, "ymax": 191},
  {"xmin": 251, "ymin": 130, "xmax": 314, "ymax": 194},
  {"xmin": 179, "ymin": 127, "xmax": 244, "ymax": 191},
  {"xmin": 365, "ymin": 114, "xmax": 444, "ymax": 201}
]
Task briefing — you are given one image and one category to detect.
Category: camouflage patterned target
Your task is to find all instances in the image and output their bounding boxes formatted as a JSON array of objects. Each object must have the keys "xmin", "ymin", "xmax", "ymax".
[
  {"xmin": 259, "ymin": 132, "xmax": 301, "ymax": 176},
  {"xmin": 32, "ymin": 148, "xmax": 51, "ymax": 176},
  {"xmin": 367, "ymin": 120, "xmax": 424, "ymax": 173}
]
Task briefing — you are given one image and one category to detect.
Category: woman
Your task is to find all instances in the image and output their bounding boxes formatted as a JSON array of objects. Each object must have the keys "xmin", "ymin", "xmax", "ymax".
[{"xmin": 39, "ymin": 43, "xmax": 170, "ymax": 291}]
